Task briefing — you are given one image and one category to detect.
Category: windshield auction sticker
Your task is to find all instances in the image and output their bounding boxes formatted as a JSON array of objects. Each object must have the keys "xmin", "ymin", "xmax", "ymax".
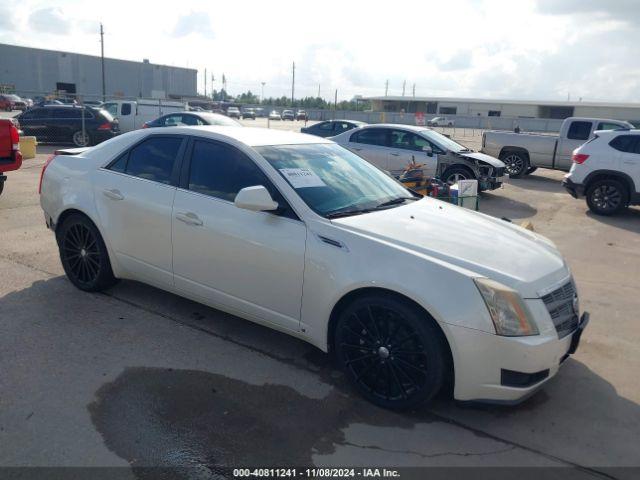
[{"xmin": 279, "ymin": 168, "xmax": 326, "ymax": 188}]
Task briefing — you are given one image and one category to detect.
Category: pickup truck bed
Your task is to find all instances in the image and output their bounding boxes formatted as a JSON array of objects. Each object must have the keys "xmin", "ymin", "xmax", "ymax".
[{"xmin": 481, "ymin": 117, "xmax": 634, "ymax": 177}]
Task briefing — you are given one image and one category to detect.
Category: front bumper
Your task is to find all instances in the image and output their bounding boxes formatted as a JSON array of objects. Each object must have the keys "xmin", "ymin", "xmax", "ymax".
[
  {"xmin": 449, "ymin": 311, "xmax": 589, "ymax": 403},
  {"xmin": 479, "ymin": 175, "xmax": 505, "ymax": 191},
  {"xmin": 562, "ymin": 176, "xmax": 585, "ymax": 198}
]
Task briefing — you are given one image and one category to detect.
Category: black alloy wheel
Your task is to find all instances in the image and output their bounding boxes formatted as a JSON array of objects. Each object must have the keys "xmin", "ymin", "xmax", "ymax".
[
  {"xmin": 500, "ymin": 151, "xmax": 528, "ymax": 178},
  {"xmin": 58, "ymin": 214, "xmax": 118, "ymax": 291},
  {"xmin": 586, "ymin": 179, "xmax": 628, "ymax": 216},
  {"xmin": 335, "ymin": 295, "xmax": 447, "ymax": 409}
]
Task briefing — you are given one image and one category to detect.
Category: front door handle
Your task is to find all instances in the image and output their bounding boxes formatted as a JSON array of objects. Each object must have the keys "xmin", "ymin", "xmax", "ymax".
[
  {"xmin": 390, "ymin": 152, "xmax": 400, "ymax": 156},
  {"xmin": 175, "ymin": 212, "xmax": 203, "ymax": 226},
  {"xmin": 103, "ymin": 188, "xmax": 124, "ymax": 201},
  {"xmin": 352, "ymin": 147, "xmax": 363, "ymax": 151}
]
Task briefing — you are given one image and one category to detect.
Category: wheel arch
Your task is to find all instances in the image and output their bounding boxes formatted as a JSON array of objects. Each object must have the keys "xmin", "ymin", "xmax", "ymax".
[
  {"xmin": 498, "ymin": 146, "xmax": 530, "ymax": 160},
  {"xmin": 441, "ymin": 162, "xmax": 476, "ymax": 179},
  {"xmin": 327, "ymin": 286, "xmax": 455, "ymax": 390},
  {"xmin": 583, "ymin": 169, "xmax": 636, "ymax": 197},
  {"xmin": 54, "ymin": 207, "xmax": 122, "ymax": 277}
]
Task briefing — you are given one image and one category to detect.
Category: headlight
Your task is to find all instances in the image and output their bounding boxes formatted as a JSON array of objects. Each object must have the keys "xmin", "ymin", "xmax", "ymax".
[{"xmin": 474, "ymin": 278, "xmax": 539, "ymax": 336}]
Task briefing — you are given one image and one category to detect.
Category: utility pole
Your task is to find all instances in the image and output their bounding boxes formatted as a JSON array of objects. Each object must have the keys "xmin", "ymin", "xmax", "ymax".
[
  {"xmin": 317, "ymin": 84, "xmax": 320, "ymax": 98},
  {"xmin": 385, "ymin": 80, "xmax": 388, "ymax": 96},
  {"xmin": 402, "ymin": 80, "xmax": 406, "ymax": 97},
  {"xmin": 291, "ymin": 61, "xmax": 295, "ymax": 106},
  {"xmin": 261, "ymin": 82, "xmax": 265, "ymax": 103},
  {"xmin": 211, "ymin": 74, "xmax": 215, "ymax": 100},
  {"xmin": 204, "ymin": 68, "xmax": 207, "ymax": 97},
  {"xmin": 334, "ymin": 89, "xmax": 338, "ymax": 110},
  {"xmin": 100, "ymin": 23, "xmax": 106, "ymax": 101},
  {"xmin": 412, "ymin": 83, "xmax": 416, "ymax": 97}
]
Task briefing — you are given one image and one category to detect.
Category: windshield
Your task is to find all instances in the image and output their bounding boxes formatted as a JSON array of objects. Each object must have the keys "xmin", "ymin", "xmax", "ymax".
[
  {"xmin": 420, "ymin": 128, "xmax": 470, "ymax": 152},
  {"xmin": 256, "ymin": 143, "xmax": 414, "ymax": 217},
  {"xmin": 102, "ymin": 102, "xmax": 118, "ymax": 117}
]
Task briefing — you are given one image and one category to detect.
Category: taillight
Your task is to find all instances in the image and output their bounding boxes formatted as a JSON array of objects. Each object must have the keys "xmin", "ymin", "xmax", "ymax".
[
  {"xmin": 142, "ymin": 123, "xmax": 148, "ymax": 128},
  {"xmin": 572, "ymin": 153, "xmax": 589, "ymax": 164},
  {"xmin": 38, "ymin": 154, "xmax": 56, "ymax": 194},
  {"xmin": 97, "ymin": 122, "xmax": 112, "ymax": 130},
  {"xmin": 10, "ymin": 124, "xmax": 19, "ymax": 149}
]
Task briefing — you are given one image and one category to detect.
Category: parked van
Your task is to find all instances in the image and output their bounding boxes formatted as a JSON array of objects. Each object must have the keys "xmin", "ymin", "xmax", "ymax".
[{"xmin": 101, "ymin": 99, "xmax": 186, "ymax": 132}]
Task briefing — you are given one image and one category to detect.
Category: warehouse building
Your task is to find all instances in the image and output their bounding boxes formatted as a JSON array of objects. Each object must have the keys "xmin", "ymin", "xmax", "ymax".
[
  {"xmin": 0, "ymin": 43, "xmax": 197, "ymax": 100},
  {"xmin": 367, "ymin": 95, "xmax": 640, "ymax": 122}
]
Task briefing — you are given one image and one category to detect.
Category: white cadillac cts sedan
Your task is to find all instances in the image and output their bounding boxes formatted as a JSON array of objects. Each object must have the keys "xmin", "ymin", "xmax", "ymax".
[{"xmin": 40, "ymin": 126, "xmax": 588, "ymax": 409}]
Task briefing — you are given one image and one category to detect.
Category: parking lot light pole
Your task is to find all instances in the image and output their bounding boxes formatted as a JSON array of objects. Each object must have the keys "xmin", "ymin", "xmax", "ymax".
[
  {"xmin": 261, "ymin": 82, "xmax": 265, "ymax": 103},
  {"xmin": 100, "ymin": 23, "xmax": 106, "ymax": 102}
]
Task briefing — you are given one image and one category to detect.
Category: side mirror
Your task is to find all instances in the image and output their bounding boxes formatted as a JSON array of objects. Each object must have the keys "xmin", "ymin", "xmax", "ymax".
[
  {"xmin": 234, "ymin": 185, "xmax": 279, "ymax": 212},
  {"xmin": 423, "ymin": 145, "xmax": 433, "ymax": 156}
]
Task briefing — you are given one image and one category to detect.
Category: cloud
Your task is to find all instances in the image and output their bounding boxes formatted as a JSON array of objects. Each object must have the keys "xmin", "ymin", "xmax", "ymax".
[
  {"xmin": 438, "ymin": 51, "xmax": 473, "ymax": 71},
  {"xmin": 28, "ymin": 7, "xmax": 71, "ymax": 34},
  {"xmin": 0, "ymin": 3, "xmax": 16, "ymax": 31},
  {"xmin": 536, "ymin": 0, "xmax": 640, "ymax": 24},
  {"xmin": 172, "ymin": 12, "xmax": 215, "ymax": 39}
]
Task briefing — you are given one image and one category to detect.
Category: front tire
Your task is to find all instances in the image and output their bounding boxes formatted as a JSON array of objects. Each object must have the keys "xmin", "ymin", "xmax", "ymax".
[
  {"xmin": 334, "ymin": 294, "xmax": 447, "ymax": 410},
  {"xmin": 57, "ymin": 213, "xmax": 118, "ymax": 291},
  {"xmin": 500, "ymin": 151, "xmax": 529, "ymax": 178},
  {"xmin": 586, "ymin": 179, "xmax": 628, "ymax": 216},
  {"xmin": 441, "ymin": 166, "xmax": 474, "ymax": 185}
]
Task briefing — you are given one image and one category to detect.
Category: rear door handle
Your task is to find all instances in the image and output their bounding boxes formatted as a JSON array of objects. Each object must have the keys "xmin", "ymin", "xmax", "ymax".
[
  {"xmin": 102, "ymin": 189, "xmax": 124, "ymax": 201},
  {"xmin": 390, "ymin": 152, "xmax": 400, "ymax": 156},
  {"xmin": 175, "ymin": 212, "xmax": 203, "ymax": 226},
  {"xmin": 352, "ymin": 147, "xmax": 363, "ymax": 151}
]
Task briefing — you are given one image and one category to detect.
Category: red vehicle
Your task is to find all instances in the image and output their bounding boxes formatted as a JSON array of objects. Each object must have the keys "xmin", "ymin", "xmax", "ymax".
[{"xmin": 0, "ymin": 119, "xmax": 22, "ymax": 196}]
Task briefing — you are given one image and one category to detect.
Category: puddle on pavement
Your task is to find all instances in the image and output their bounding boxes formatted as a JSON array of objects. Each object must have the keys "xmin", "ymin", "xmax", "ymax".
[{"xmin": 88, "ymin": 366, "xmax": 431, "ymax": 479}]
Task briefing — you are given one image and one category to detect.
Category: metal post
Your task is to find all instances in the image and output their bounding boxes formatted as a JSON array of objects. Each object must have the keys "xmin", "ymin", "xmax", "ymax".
[
  {"xmin": 334, "ymin": 89, "xmax": 337, "ymax": 120},
  {"xmin": 261, "ymin": 82, "xmax": 265, "ymax": 103},
  {"xmin": 100, "ymin": 23, "xmax": 106, "ymax": 101},
  {"xmin": 204, "ymin": 68, "xmax": 207, "ymax": 97},
  {"xmin": 291, "ymin": 62, "xmax": 295, "ymax": 107}
]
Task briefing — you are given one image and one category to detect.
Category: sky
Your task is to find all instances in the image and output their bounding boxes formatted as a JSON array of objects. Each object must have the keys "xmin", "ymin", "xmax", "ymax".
[{"xmin": 0, "ymin": 0, "xmax": 639, "ymax": 102}]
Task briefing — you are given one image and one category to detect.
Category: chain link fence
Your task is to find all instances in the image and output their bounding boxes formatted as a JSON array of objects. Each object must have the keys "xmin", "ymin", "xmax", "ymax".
[{"xmin": 0, "ymin": 89, "xmax": 563, "ymax": 150}]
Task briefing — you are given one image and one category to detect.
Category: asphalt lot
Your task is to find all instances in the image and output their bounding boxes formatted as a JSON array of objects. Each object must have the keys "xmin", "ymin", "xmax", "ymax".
[{"xmin": 1, "ymin": 121, "xmax": 639, "ymax": 478}]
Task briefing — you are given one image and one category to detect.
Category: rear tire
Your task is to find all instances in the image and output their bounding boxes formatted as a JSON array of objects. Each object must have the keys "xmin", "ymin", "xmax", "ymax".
[
  {"xmin": 586, "ymin": 179, "xmax": 628, "ymax": 216},
  {"xmin": 334, "ymin": 294, "xmax": 447, "ymax": 410},
  {"xmin": 500, "ymin": 151, "xmax": 529, "ymax": 178},
  {"xmin": 72, "ymin": 130, "xmax": 91, "ymax": 147},
  {"xmin": 57, "ymin": 213, "xmax": 118, "ymax": 291}
]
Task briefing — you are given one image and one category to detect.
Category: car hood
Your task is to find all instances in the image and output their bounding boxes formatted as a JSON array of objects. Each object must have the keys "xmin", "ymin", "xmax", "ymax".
[
  {"xmin": 457, "ymin": 151, "xmax": 505, "ymax": 168},
  {"xmin": 332, "ymin": 198, "xmax": 569, "ymax": 298}
]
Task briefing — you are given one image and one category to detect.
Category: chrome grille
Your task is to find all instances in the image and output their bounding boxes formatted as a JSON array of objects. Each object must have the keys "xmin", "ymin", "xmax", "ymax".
[{"xmin": 542, "ymin": 281, "xmax": 578, "ymax": 338}]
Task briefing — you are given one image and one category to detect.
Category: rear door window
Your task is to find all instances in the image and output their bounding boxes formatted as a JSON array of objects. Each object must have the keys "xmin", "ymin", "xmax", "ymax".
[
  {"xmin": 316, "ymin": 122, "xmax": 334, "ymax": 132},
  {"xmin": 567, "ymin": 121, "xmax": 592, "ymax": 140},
  {"xmin": 597, "ymin": 122, "xmax": 624, "ymax": 131},
  {"xmin": 112, "ymin": 136, "xmax": 184, "ymax": 184},
  {"xmin": 610, "ymin": 135, "xmax": 640, "ymax": 154},
  {"xmin": 350, "ymin": 128, "xmax": 389, "ymax": 146},
  {"xmin": 121, "ymin": 103, "xmax": 132, "ymax": 115}
]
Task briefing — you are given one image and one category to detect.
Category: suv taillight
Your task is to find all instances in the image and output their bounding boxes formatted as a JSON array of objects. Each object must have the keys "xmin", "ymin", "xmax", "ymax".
[
  {"xmin": 572, "ymin": 153, "xmax": 589, "ymax": 164},
  {"xmin": 97, "ymin": 122, "xmax": 112, "ymax": 130},
  {"xmin": 38, "ymin": 154, "xmax": 56, "ymax": 194}
]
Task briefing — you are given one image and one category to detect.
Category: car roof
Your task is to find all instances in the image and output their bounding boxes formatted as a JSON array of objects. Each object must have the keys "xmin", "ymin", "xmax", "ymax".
[
  {"xmin": 331, "ymin": 119, "xmax": 367, "ymax": 125},
  {"xmin": 594, "ymin": 128, "xmax": 640, "ymax": 136},
  {"xmin": 150, "ymin": 126, "xmax": 334, "ymax": 146},
  {"xmin": 356, "ymin": 123, "xmax": 427, "ymax": 131}
]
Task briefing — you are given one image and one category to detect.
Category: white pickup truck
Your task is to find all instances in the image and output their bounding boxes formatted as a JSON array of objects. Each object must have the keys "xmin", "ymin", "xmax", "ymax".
[
  {"xmin": 481, "ymin": 117, "xmax": 634, "ymax": 177},
  {"xmin": 101, "ymin": 99, "xmax": 186, "ymax": 133}
]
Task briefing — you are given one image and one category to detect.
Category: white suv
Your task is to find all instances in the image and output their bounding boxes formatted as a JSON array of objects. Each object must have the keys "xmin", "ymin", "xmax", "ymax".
[{"xmin": 563, "ymin": 129, "xmax": 640, "ymax": 215}]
